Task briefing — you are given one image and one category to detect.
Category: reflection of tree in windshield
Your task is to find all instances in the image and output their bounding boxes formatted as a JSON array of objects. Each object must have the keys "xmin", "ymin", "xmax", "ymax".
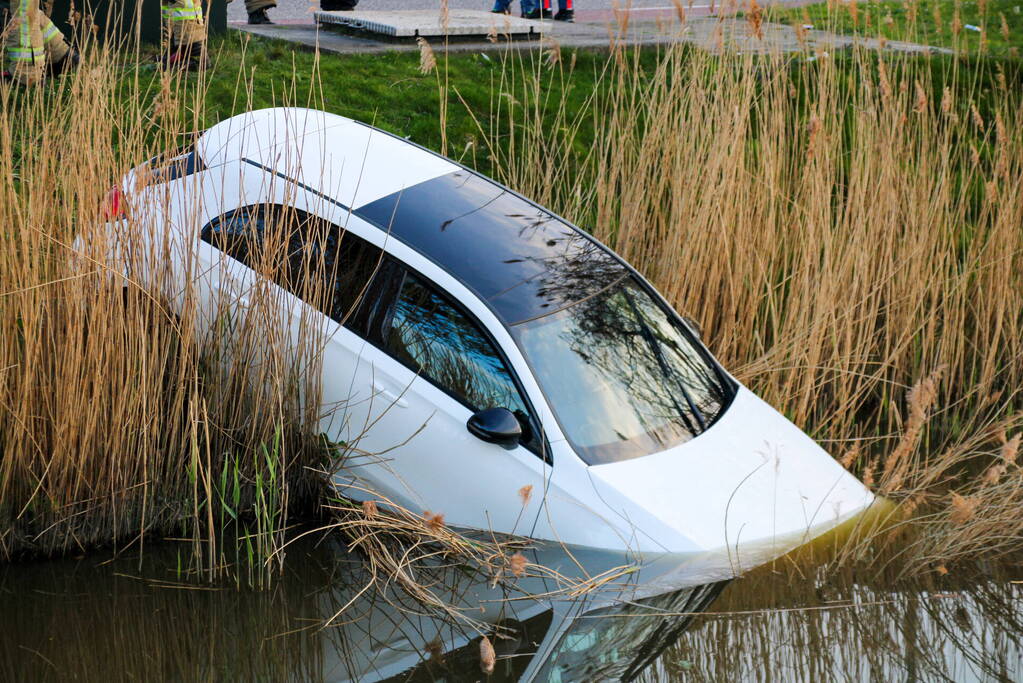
[
  {"xmin": 494, "ymin": 226, "xmax": 629, "ymax": 324},
  {"xmin": 514, "ymin": 248, "xmax": 729, "ymax": 464},
  {"xmin": 387, "ymin": 274, "xmax": 528, "ymax": 418}
]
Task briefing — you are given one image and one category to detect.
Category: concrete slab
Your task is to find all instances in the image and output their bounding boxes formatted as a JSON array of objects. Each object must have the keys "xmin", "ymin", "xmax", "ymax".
[
  {"xmin": 235, "ymin": 15, "xmax": 948, "ymax": 58},
  {"xmin": 315, "ymin": 9, "xmax": 545, "ymax": 38}
]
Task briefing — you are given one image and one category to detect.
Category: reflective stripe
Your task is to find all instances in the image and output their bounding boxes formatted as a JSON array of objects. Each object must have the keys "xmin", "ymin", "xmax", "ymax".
[
  {"xmin": 41, "ymin": 23, "xmax": 62, "ymax": 41},
  {"xmin": 162, "ymin": 0, "xmax": 204, "ymax": 20},
  {"xmin": 162, "ymin": 9, "xmax": 202, "ymax": 19},
  {"xmin": 9, "ymin": 47, "xmax": 45, "ymax": 61}
]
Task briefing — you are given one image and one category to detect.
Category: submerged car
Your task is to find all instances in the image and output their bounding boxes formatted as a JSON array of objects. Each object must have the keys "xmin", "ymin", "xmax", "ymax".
[{"xmin": 91, "ymin": 107, "xmax": 873, "ymax": 559}]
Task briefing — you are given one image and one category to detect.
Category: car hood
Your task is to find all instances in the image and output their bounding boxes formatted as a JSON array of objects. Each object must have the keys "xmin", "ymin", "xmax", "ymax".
[{"xmin": 586, "ymin": 386, "xmax": 874, "ymax": 560}]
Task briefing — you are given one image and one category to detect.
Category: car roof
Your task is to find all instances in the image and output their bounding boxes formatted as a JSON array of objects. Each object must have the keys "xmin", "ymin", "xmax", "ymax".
[
  {"xmin": 196, "ymin": 108, "xmax": 460, "ymax": 209},
  {"xmin": 197, "ymin": 108, "xmax": 629, "ymax": 326}
]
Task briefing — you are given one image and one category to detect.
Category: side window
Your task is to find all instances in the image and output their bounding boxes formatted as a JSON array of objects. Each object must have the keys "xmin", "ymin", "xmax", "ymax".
[
  {"xmin": 296, "ymin": 218, "xmax": 385, "ymax": 328},
  {"xmin": 385, "ymin": 273, "xmax": 539, "ymax": 448},
  {"xmin": 201, "ymin": 205, "xmax": 386, "ymax": 333},
  {"xmin": 201, "ymin": 206, "xmax": 268, "ymax": 267}
]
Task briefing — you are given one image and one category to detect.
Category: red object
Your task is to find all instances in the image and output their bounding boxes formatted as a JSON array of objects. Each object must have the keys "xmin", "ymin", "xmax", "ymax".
[
  {"xmin": 100, "ymin": 186, "xmax": 127, "ymax": 221},
  {"xmin": 543, "ymin": 0, "xmax": 551, "ymax": 9},
  {"xmin": 565, "ymin": 0, "xmax": 572, "ymax": 9}
]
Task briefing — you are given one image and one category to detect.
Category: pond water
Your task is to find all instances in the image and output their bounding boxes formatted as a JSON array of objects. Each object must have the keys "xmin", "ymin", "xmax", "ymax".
[{"xmin": 2, "ymin": 534, "xmax": 1020, "ymax": 681}]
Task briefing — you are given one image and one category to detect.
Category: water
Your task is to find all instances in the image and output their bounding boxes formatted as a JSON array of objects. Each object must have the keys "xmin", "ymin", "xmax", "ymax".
[{"xmin": 2, "ymin": 534, "xmax": 1020, "ymax": 681}]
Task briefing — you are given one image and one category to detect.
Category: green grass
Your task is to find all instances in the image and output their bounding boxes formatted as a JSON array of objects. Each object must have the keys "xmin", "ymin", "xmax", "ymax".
[
  {"xmin": 187, "ymin": 35, "xmax": 630, "ymax": 175},
  {"xmin": 768, "ymin": 0, "xmax": 1023, "ymax": 54},
  {"xmin": 106, "ymin": 33, "xmax": 1019, "ymax": 183}
]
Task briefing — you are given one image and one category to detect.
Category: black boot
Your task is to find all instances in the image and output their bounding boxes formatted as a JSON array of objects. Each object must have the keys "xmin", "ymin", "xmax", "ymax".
[
  {"xmin": 321, "ymin": 0, "xmax": 358, "ymax": 9},
  {"xmin": 248, "ymin": 8, "xmax": 273, "ymax": 23},
  {"xmin": 553, "ymin": 8, "xmax": 573, "ymax": 20},
  {"xmin": 47, "ymin": 49, "xmax": 80, "ymax": 76}
]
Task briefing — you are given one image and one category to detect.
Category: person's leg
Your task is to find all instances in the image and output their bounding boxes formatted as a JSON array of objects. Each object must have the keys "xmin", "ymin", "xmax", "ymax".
[
  {"xmin": 520, "ymin": 0, "xmax": 538, "ymax": 18},
  {"xmin": 491, "ymin": 0, "xmax": 511, "ymax": 14},
  {"xmin": 5, "ymin": 0, "xmax": 45, "ymax": 85},
  {"xmin": 245, "ymin": 0, "xmax": 276, "ymax": 24},
  {"xmin": 554, "ymin": 0, "xmax": 573, "ymax": 21},
  {"xmin": 321, "ymin": 0, "xmax": 358, "ymax": 10},
  {"xmin": 161, "ymin": 0, "xmax": 206, "ymax": 68}
]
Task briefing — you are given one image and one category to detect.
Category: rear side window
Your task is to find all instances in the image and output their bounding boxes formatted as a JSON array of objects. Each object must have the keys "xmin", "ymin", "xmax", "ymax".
[
  {"xmin": 200, "ymin": 205, "xmax": 385, "ymax": 333},
  {"xmin": 145, "ymin": 143, "xmax": 206, "ymax": 184},
  {"xmin": 385, "ymin": 273, "xmax": 541, "ymax": 452}
]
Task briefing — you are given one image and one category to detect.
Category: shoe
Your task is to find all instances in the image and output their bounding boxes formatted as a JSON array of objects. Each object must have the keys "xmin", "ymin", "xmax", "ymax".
[
  {"xmin": 553, "ymin": 8, "xmax": 573, "ymax": 20},
  {"xmin": 321, "ymin": 0, "xmax": 358, "ymax": 9},
  {"xmin": 247, "ymin": 8, "xmax": 272, "ymax": 23},
  {"xmin": 522, "ymin": 8, "xmax": 551, "ymax": 18},
  {"xmin": 491, "ymin": 7, "xmax": 511, "ymax": 13}
]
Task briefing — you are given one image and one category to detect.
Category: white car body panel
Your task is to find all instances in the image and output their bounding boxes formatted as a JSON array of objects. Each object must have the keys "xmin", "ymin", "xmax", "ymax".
[
  {"xmin": 197, "ymin": 107, "xmax": 458, "ymax": 210},
  {"xmin": 88, "ymin": 107, "xmax": 875, "ymax": 564},
  {"xmin": 587, "ymin": 387, "xmax": 874, "ymax": 557}
]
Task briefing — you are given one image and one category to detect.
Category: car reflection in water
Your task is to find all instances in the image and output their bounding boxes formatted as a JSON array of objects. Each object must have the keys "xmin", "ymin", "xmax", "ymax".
[
  {"xmin": 5, "ymin": 532, "xmax": 1022, "ymax": 681},
  {"xmin": 0, "ymin": 535, "xmax": 727, "ymax": 682}
]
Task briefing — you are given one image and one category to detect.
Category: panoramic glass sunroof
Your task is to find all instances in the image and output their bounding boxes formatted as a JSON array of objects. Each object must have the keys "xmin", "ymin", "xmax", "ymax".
[{"xmin": 354, "ymin": 171, "xmax": 627, "ymax": 325}]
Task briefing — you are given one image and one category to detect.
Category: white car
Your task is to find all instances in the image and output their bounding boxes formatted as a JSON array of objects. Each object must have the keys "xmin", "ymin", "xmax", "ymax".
[{"xmin": 91, "ymin": 107, "xmax": 873, "ymax": 560}]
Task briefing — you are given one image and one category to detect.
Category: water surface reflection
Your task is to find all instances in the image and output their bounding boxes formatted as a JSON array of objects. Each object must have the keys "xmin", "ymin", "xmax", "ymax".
[
  {"xmin": 0, "ymin": 536, "xmax": 722, "ymax": 682},
  {"xmin": 2, "ymin": 536, "xmax": 1020, "ymax": 681}
]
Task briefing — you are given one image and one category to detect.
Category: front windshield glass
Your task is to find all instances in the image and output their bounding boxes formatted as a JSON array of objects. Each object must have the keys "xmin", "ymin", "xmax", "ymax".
[{"xmin": 514, "ymin": 278, "xmax": 731, "ymax": 465}]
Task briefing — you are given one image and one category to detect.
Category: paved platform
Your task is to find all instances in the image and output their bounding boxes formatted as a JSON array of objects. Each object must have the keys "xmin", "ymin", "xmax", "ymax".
[
  {"xmin": 315, "ymin": 8, "xmax": 544, "ymax": 38},
  {"xmin": 235, "ymin": 14, "xmax": 948, "ymax": 57}
]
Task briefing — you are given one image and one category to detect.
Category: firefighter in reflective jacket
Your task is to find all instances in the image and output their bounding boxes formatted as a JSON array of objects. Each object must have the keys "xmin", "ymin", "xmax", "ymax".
[
  {"xmin": 3, "ymin": 0, "xmax": 76, "ymax": 85},
  {"xmin": 161, "ymin": 0, "xmax": 206, "ymax": 69}
]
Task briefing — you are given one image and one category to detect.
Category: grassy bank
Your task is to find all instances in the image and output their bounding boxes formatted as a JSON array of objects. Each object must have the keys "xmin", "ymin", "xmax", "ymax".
[
  {"xmin": 769, "ymin": 0, "xmax": 1023, "ymax": 54},
  {"xmin": 2, "ymin": 30, "xmax": 1022, "ymax": 581}
]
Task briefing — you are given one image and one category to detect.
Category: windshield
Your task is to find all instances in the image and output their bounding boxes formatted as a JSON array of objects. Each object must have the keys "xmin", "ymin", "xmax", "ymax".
[{"xmin": 514, "ymin": 278, "xmax": 731, "ymax": 465}]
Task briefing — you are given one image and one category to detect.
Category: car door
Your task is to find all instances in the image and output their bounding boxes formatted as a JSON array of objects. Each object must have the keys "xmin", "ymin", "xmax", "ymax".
[{"xmin": 332, "ymin": 267, "xmax": 551, "ymax": 537}]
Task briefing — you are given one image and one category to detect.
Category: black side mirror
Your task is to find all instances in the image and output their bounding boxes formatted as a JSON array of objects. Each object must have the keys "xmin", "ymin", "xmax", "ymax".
[{"xmin": 467, "ymin": 407, "xmax": 522, "ymax": 449}]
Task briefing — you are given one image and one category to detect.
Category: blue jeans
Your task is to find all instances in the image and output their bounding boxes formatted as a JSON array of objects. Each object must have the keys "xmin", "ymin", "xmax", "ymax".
[{"xmin": 492, "ymin": 0, "xmax": 537, "ymax": 13}]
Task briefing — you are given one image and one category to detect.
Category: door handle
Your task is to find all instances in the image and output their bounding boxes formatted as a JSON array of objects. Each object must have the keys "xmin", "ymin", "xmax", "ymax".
[{"xmin": 372, "ymin": 381, "xmax": 408, "ymax": 409}]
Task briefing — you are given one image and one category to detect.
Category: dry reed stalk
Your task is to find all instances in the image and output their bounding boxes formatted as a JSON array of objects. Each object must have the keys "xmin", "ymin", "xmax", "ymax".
[
  {"xmin": 479, "ymin": 636, "xmax": 496, "ymax": 674},
  {"xmin": 307, "ymin": 487, "xmax": 530, "ymax": 631},
  {"xmin": 671, "ymin": 0, "xmax": 687, "ymax": 26},
  {"xmin": 746, "ymin": 0, "xmax": 764, "ymax": 39},
  {"xmin": 1000, "ymin": 433, "xmax": 1020, "ymax": 465},
  {"xmin": 880, "ymin": 367, "xmax": 942, "ymax": 494},
  {"xmin": 417, "ymin": 37, "xmax": 437, "ymax": 75}
]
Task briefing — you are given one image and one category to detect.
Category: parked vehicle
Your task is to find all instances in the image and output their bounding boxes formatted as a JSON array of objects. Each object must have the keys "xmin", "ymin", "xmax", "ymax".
[{"xmin": 89, "ymin": 108, "xmax": 874, "ymax": 559}]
